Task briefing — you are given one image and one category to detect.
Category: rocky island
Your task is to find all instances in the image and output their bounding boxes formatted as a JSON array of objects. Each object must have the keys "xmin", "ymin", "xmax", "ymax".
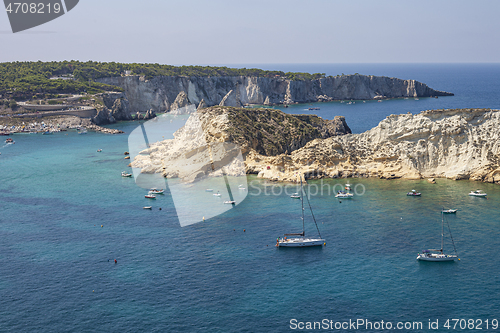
[{"xmin": 131, "ymin": 106, "xmax": 500, "ymax": 185}]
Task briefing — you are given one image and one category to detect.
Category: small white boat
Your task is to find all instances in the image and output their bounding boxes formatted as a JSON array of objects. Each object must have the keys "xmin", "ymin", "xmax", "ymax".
[
  {"xmin": 345, "ymin": 184, "xmax": 351, "ymax": 190},
  {"xmin": 145, "ymin": 194, "xmax": 156, "ymax": 199},
  {"xmin": 5, "ymin": 138, "xmax": 14, "ymax": 144},
  {"xmin": 238, "ymin": 184, "xmax": 246, "ymax": 190},
  {"xmin": 143, "ymin": 206, "xmax": 152, "ymax": 209},
  {"xmin": 442, "ymin": 209, "xmax": 457, "ymax": 214},
  {"xmin": 224, "ymin": 200, "xmax": 236, "ymax": 204},
  {"xmin": 335, "ymin": 191, "xmax": 353, "ymax": 198},
  {"xmin": 121, "ymin": 171, "xmax": 133, "ymax": 177},
  {"xmin": 205, "ymin": 189, "xmax": 214, "ymax": 192},
  {"xmin": 407, "ymin": 189, "xmax": 421, "ymax": 196},
  {"xmin": 97, "ymin": 149, "xmax": 102, "ymax": 152},
  {"xmin": 290, "ymin": 193, "xmax": 300, "ymax": 199},
  {"xmin": 468, "ymin": 190, "xmax": 487, "ymax": 197},
  {"xmin": 149, "ymin": 188, "xmax": 164, "ymax": 194},
  {"xmin": 213, "ymin": 191, "xmax": 221, "ymax": 197}
]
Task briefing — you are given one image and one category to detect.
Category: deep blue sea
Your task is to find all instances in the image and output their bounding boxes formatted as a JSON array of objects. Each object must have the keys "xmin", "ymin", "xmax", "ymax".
[{"xmin": 1, "ymin": 64, "xmax": 500, "ymax": 332}]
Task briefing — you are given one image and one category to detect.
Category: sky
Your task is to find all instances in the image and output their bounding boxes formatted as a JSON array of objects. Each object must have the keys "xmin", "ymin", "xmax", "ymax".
[{"xmin": 1, "ymin": 0, "xmax": 499, "ymax": 65}]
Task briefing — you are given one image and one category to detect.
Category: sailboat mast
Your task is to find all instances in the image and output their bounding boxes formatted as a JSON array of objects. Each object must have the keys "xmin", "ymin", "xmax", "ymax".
[
  {"xmin": 441, "ymin": 211, "xmax": 444, "ymax": 253},
  {"xmin": 300, "ymin": 177, "xmax": 305, "ymax": 236}
]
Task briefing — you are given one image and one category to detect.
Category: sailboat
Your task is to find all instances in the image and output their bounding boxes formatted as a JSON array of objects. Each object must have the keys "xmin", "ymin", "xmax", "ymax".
[
  {"xmin": 277, "ymin": 177, "xmax": 325, "ymax": 247},
  {"xmin": 417, "ymin": 211, "xmax": 458, "ymax": 262}
]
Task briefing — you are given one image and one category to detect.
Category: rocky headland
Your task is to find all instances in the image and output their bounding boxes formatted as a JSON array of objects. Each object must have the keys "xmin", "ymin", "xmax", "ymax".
[
  {"xmin": 97, "ymin": 74, "xmax": 453, "ymax": 113},
  {"xmin": 131, "ymin": 107, "xmax": 500, "ymax": 185}
]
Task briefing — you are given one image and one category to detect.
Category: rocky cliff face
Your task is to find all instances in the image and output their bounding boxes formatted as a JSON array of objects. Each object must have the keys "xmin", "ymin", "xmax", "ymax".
[
  {"xmin": 131, "ymin": 107, "xmax": 500, "ymax": 185},
  {"xmin": 97, "ymin": 75, "xmax": 453, "ymax": 113},
  {"xmin": 249, "ymin": 108, "xmax": 500, "ymax": 184},
  {"xmin": 130, "ymin": 106, "xmax": 350, "ymax": 182},
  {"xmin": 92, "ymin": 92, "xmax": 132, "ymax": 125}
]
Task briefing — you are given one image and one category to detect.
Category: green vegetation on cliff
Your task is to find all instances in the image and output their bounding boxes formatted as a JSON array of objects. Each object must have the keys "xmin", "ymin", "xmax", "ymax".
[
  {"xmin": 198, "ymin": 106, "xmax": 348, "ymax": 156},
  {"xmin": 0, "ymin": 61, "xmax": 326, "ymax": 99}
]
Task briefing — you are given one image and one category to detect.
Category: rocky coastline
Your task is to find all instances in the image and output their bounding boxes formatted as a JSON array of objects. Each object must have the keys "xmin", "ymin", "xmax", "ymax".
[
  {"xmin": 97, "ymin": 74, "xmax": 453, "ymax": 113},
  {"xmin": 0, "ymin": 115, "xmax": 124, "ymax": 134},
  {"xmin": 131, "ymin": 106, "xmax": 500, "ymax": 185}
]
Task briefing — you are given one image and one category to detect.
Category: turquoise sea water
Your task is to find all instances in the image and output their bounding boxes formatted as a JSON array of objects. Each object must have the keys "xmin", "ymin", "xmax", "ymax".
[{"xmin": 1, "ymin": 64, "xmax": 500, "ymax": 332}]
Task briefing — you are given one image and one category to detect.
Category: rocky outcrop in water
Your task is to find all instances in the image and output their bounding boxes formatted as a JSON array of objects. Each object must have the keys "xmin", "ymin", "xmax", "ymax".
[
  {"xmin": 130, "ymin": 106, "xmax": 350, "ymax": 181},
  {"xmin": 110, "ymin": 98, "xmax": 131, "ymax": 121},
  {"xmin": 92, "ymin": 107, "xmax": 115, "ymax": 125},
  {"xmin": 92, "ymin": 95, "xmax": 131, "ymax": 125},
  {"xmin": 144, "ymin": 109, "xmax": 156, "ymax": 120},
  {"xmin": 131, "ymin": 107, "xmax": 500, "ymax": 185},
  {"xmin": 97, "ymin": 74, "xmax": 453, "ymax": 113}
]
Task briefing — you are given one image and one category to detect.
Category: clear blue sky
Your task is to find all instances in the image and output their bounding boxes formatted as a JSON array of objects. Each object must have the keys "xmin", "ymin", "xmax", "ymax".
[{"xmin": 1, "ymin": 0, "xmax": 499, "ymax": 65}]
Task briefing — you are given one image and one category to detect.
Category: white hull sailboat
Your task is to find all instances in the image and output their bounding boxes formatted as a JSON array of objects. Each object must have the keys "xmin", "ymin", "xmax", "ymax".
[
  {"xmin": 277, "ymin": 177, "xmax": 325, "ymax": 248},
  {"xmin": 417, "ymin": 211, "xmax": 458, "ymax": 262},
  {"xmin": 416, "ymin": 252, "xmax": 457, "ymax": 261},
  {"xmin": 278, "ymin": 236, "xmax": 325, "ymax": 247}
]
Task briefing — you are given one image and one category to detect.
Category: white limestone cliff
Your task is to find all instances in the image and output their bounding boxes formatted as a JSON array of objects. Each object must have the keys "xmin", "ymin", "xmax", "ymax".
[
  {"xmin": 97, "ymin": 74, "xmax": 452, "ymax": 113},
  {"xmin": 131, "ymin": 107, "xmax": 500, "ymax": 185}
]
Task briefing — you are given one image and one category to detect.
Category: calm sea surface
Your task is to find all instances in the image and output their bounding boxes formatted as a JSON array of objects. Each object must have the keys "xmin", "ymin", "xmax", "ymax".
[{"xmin": 1, "ymin": 64, "xmax": 499, "ymax": 332}]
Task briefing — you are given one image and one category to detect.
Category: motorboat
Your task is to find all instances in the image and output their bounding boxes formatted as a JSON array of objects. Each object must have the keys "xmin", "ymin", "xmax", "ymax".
[
  {"xmin": 290, "ymin": 193, "xmax": 300, "ymax": 199},
  {"xmin": 149, "ymin": 188, "xmax": 164, "ymax": 194},
  {"xmin": 121, "ymin": 171, "xmax": 133, "ymax": 177},
  {"xmin": 5, "ymin": 138, "xmax": 14, "ymax": 143},
  {"xmin": 205, "ymin": 189, "xmax": 214, "ymax": 192},
  {"xmin": 145, "ymin": 194, "xmax": 156, "ymax": 199},
  {"xmin": 143, "ymin": 206, "xmax": 152, "ymax": 209},
  {"xmin": 442, "ymin": 209, "xmax": 457, "ymax": 214},
  {"xmin": 213, "ymin": 191, "xmax": 221, "ymax": 197},
  {"xmin": 407, "ymin": 190, "xmax": 421, "ymax": 196},
  {"xmin": 468, "ymin": 190, "xmax": 487, "ymax": 197},
  {"xmin": 224, "ymin": 200, "xmax": 236, "ymax": 204},
  {"xmin": 335, "ymin": 191, "xmax": 353, "ymax": 198}
]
